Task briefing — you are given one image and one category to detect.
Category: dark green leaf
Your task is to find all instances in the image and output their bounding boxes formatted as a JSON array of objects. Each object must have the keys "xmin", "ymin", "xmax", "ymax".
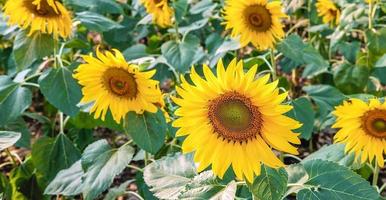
[
  {"xmin": 375, "ymin": 54, "xmax": 386, "ymax": 68},
  {"xmin": 0, "ymin": 76, "xmax": 32, "ymax": 126},
  {"xmin": 39, "ymin": 67, "xmax": 82, "ymax": 116},
  {"xmin": 122, "ymin": 44, "xmax": 148, "ymax": 61},
  {"xmin": 0, "ymin": 131, "xmax": 21, "ymax": 151},
  {"xmin": 172, "ymin": 0, "xmax": 188, "ymax": 23},
  {"xmin": 249, "ymin": 166, "xmax": 288, "ymax": 200},
  {"xmin": 66, "ymin": 0, "xmax": 123, "ymax": 14},
  {"xmin": 32, "ymin": 134, "xmax": 81, "ymax": 181},
  {"xmin": 288, "ymin": 97, "xmax": 315, "ymax": 140},
  {"xmin": 104, "ymin": 180, "xmax": 133, "ymax": 200},
  {"xmin": 76, "ymin": 11, "xmax": 124, "ymax": 33},
  {"xmin": 13, "ymin": 31, "xmax": 54, "ymax": 70},
  {"xmin": 333, "ymin": 63, "xmax": 370, "ymax": 94},
  {"xmin": 303, "ymin": 85, "xmax": 346, "ymax": 118},
  {"xmin": 124, "ymin": 110, "xmax": 167, "ymax": 154},
  {"xmin": 161, "ymin": 34, "xmax": 205, "ymax": 72},
  {"xmin": 366, "ymin": 28, "xmax": 386, "ymax": 55},
  {"xmin": 277, "ymin": 34, "xmax": 329, "ymax": 78}
]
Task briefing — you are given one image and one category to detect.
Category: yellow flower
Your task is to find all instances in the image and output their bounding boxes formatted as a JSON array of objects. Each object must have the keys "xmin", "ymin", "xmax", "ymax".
[
  {"xmin": 141, "ymin": 0, "xmax": 173, "ymax": 28},
  {"xmin": 3, "ymin": 0, "xmax": 72, "ymax": 39},
  {"xmin": 223, "ymin": 0, "xmax": 286, "ymax": 50},
  {"xmin": 74, "ymin": 48, "xmax": 162, "ymax": 124},
  {"xmin": 172, "ymin": 59, "xmax": 301, "ymax": 182},
  {"xmin": 333, "ymin": 99, "xmax": 386, "ymax": 168},
  {"xmin": 316, "ymin": 0, "xmax": 341, "ymax": 25}
]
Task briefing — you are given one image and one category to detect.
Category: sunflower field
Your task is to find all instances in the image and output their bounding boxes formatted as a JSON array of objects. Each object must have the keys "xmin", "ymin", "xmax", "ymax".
[{"xmin": 0, "ymin": 0, "xmax": 386, "ymax": 199}]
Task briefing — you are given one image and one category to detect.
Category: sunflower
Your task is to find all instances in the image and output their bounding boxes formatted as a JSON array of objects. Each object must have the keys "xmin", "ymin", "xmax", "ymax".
[
  {"xmin": 316, "ymin": 0, "xmax": 341, "ymax": 25},
  {"xmin": 3, "ymin": 0, "xmax": 72, "ymax": 39},
  {"xmin": 73, "ymin": 48, "xmax": 162, "ymax": 124},
  {"xmin": 172, "ymin": 59, "xmax": 301, "ymax": 182},
  {"xmin": 141, "ymin": 0, "xmax": 173, "ymax": 28},
  {"xmin": 223, "ymin": 0, "xmax": 287, "ymax": 51},
  {"xmin": 333, "ymin": 99, "xmax": 386, "ymax": 168}
]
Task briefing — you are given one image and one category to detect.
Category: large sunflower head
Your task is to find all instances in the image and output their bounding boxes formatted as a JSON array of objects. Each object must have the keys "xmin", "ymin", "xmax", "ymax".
[
  {"xmin": 316, "ymin": 0, "xmax": 341, "ymax": 25},
  {"xmin": 141, "ymin": 0, "xmax": 173, "ymax": 28},
  {"xmin": 172, "ymin": 59, "xmax": 301, "ymax": 182},
  {"xmin": 3, "ymin": 0, "xmax": 72, "ymax": 39},
  {"xmin": 73, "ymin": 48, "xmax": 162, "ymax": 124},
  {"xmin": 333, "ymin": 99, "xmax": 386, "ymax": 168},
  {"xmin": 223, "ymin": 0, "xmax": 287, "ymax": 50}
]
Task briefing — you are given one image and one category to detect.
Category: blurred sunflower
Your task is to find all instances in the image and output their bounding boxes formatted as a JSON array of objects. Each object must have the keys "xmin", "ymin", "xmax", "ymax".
[
  {"xmin": 172, "ymin": 59, "xmax": 301, "ymax": 182},
  {"xmin": 316, "ymin": 0, "xmax": 341, "ymax": 25},
  {"xmin": 333, "ymin": 99, "xmax": 386, "ymax": 168},
  {"xmin": 3, "ymin": 0, "xmax": 72, "ymax": 39},
  {"xmin": 141, "ymin": 0, "xmax": 173, "ymax": 28},
  {"xmin": 223, "ymin": 0, "xmax": 286, "ymax": 50},
  {"xmin": 74, "ymin": 48, "xmax": 162, "ymax": 124}
]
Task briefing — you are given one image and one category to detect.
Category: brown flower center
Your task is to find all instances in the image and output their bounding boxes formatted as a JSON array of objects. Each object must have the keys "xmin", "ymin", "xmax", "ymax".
[
  {"xmin": 244, "ymin": 5, "xmax": 272, "ymax": 32},
  {"xmin": 24, "ymin": 0, "xmax": 59, "ymax": 17},
  {"xmin": 208, "ymin": 92, "xmax": 262, "ymax": 142},
  {"xmin": 362, "ymin": 109, "xmax": 386, "ymax": 138},
  {"xmin": 103, "ymin": 68, "xmax": 138, "ymax": 99}
]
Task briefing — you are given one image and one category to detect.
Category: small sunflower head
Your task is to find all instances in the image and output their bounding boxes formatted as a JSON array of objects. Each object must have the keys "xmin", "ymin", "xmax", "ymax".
[
  {"xmin": 74, "ymin": 48, "xmax": 162, "ymax": 123},
  {"xmin": 333, "ymin": 99, "xmax": 386, "ymax": 168},
  {"xmin": 223, "ymin": 0, "xmax": 287, "ymax": 50},
  {"xmin": 141, "ymin": 0, "xmax": 174, "ymax": 28},
  {"xmin": 4, "ymin": 0, "xmax": 73, "ymax": 39},
  {"xmin": 316, "ymin": 0, "xmax": 341, "ymax": 25}
]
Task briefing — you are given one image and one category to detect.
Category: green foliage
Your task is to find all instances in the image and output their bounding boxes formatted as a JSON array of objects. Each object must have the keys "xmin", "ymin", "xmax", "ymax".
[
  {"xmin": 124, "ymin": 110, "xmax": 167, "ymax": 154},
  {"xmin": 248, "ymin": 166, "xmax": 288, "ymax": 200},
  {"xmin": 0, "ymin": 76, "xmax": 32, "ymax": 126},
  {"xmin": 0, "ymin": 131, "xmax": 21, "ymax": 151},
  {"xmin": 38, "ymin": 67, "xmax": 82, "ymax": 116}
]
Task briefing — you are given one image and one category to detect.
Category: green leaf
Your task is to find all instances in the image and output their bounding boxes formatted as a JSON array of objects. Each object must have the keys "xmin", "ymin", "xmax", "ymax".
[
  {"xmin": 179, "ymin": 172, "xmax": 237, "ymax": 200},
  {"xmin": 31, "ymin": 134, "xmax": 81, "ymax": 181},
  {"xmin": 44, "ymin": 161, "xmax": 84, "ymax": 196},
  {"xmin": 161, "ymin": 34, "xmax": 205, "ymax": 72},
  {"xmin": 375, "ymin": 54, "xmax": 386, "ymax": 68},
  {"xmin": 249, "ymin": 166, "xmax": 288, "ymax": 200},
  {"xmin": 277, "ymin": 34, "xmax": 329, "ymax": 78},
  {"xmin": 66, "ymin": 0, "xmax": 123, "ymax": 14},
  {"xmin": 303, "ymin": 85, "xmax": 346, "ymax": 118},
  {"xmin": 285, "ymin": 164, "xmax": 309, "ymax": 195},
  {"xmin": 8, "ymin": 159, "xmax": 44, "ymax": 200},
  {"xmin": 296, "ymin": 160, "xmax": 379, "ymax": 200},
  {"xmin": 172, "ymin": 0, "xmax": 188, "ymax": 23},
  {"xmin": 333, "ymin": 63, "xmax": 370, "ymax": 94},
  {"xmin": 38, "ymin": 67, "xmax": 82, "ymax": 116},
  {"xmin": 0, "ymin": 76, "xmax": 32, "ymax": 126},
  {"xmin": 302, "ymin": 144, "xmax": 357, "ymax": 168},
  {"xmin": 81, "ymin": 140, "xmax": 135, "ymax": 200},
  {"xmin": 124, "ymin": 110, "xmax": 167, "ymax": 154},
  {"xmin": 288, "ymin": 97, "xmax": 315, "ymax": 140},
  {"xmin": 122, "ymin": 44, "xmax": 148, "ymax": 61},
  {"xmin": 76, "ymin": 11, "xmax": 124, "ymax": 33},
  {"xmin": 13, "ymin": 31, "xmax": 54, "ymax": 70},
  {"xmin": 103, "ymin": 180, "xmax": 133, "ymax": 200},
  {"xmin": 144, "ymin": 153, "xmax": 197, "ymax": 199},
  {"xmin": 4, "ymin": 118, "xmax": 31, "ymax": 148},
  {"xmin": 0, "ymin": 131, "xmax": 21, "ymax": 151},
  {"xmin": 366, "ymin": 28, "xmax": 386, "ymax": 55}
]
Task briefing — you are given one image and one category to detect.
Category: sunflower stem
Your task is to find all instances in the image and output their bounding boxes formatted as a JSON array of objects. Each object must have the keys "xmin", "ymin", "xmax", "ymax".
[
  {"xmin": 372, "ymin": 164, "xmax": 380, "ymax": 187},
  {"xmin": 269, "ymin": 48, "xmax": 277, "ymax": 81},
  {"xmin": 144, "ymin": 152, "xmax": 150, "ymax": 166},
  {"xmin": 5, "ymin": 149, "xmax": 17, "ymax": 167},
  {"xmin": 59, "ymin": 112, "xmax": 65, "ymax": 134},
  {"xmin": 368, "ymin": 1, "xmax": 373, "ymax": 30}
]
